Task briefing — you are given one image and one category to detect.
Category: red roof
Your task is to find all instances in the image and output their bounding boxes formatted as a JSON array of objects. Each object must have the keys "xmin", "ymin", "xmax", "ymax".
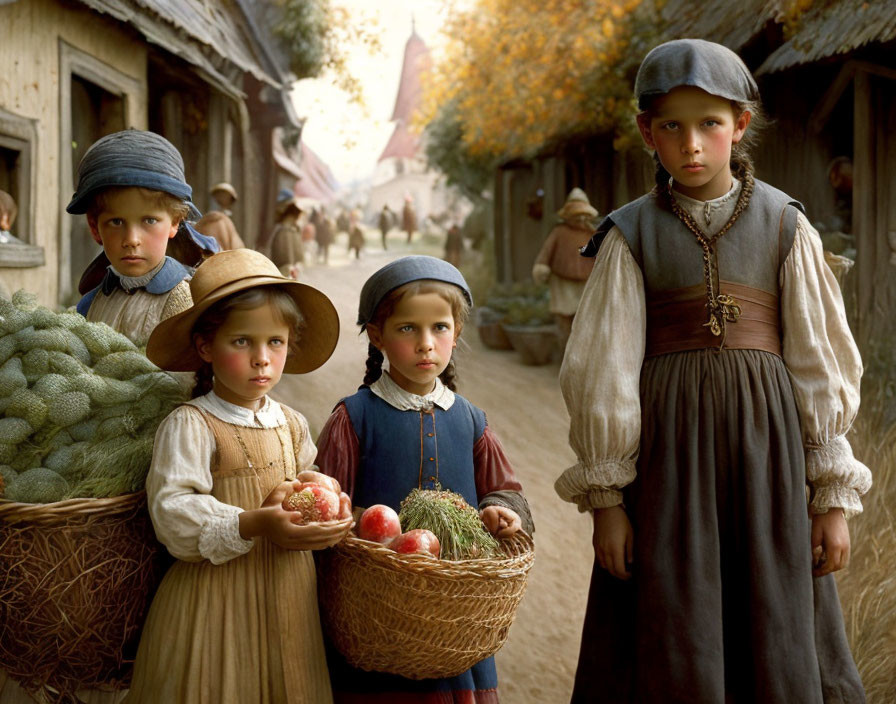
[
  {"xmin": 379, "ymin": 31, "xmax": 430, "ymax": 163},
  {"xmin": 294, "ymin": 142, "xmax": 339, "ymax": 203}
]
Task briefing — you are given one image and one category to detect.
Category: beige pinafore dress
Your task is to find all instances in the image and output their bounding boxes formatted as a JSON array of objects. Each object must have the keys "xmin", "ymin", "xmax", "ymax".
[{"xmin": 125, "ymin": 406, "xmax": 333, "ymax": 704}]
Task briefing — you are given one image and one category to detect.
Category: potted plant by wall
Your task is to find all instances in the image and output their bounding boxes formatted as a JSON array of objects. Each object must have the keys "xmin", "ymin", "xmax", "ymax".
[
  {"xmin": 499, "ymin": 283, "xmax": 557, "ymax": 365},
  {"xmin": 474, "ymin": 284, "xmax": 516, "ymax": 350}
]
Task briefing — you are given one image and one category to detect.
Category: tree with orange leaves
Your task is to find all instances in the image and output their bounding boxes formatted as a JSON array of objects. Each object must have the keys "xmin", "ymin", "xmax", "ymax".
[{"xmin": 422, "ymin": 0, "xmax": 664, "ymax": 189}]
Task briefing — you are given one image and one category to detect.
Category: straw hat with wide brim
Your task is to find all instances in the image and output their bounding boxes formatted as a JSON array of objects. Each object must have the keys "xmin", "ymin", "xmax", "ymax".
[
  {"xmin": 211, "ymin": 182, "xmax": 238, "ymax": 201},
  {"xmin": 146, "ymin": 249, "xmax": 339, "ymax": 373}
]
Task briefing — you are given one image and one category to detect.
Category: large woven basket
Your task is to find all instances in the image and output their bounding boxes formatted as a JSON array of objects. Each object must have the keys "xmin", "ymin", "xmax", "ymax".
[
  {"xmin": 318, "ymin": 530, "xmax": 534, "ymax": 680},
  {"xmin": 0, "ymin": 492, "xmax": 164, "ymax": 701}
]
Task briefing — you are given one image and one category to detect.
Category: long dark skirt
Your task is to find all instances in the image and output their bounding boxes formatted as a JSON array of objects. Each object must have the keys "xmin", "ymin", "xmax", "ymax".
[{"xmin": 571, "ymin": 349, "xmax": 864, "ymax": 704}]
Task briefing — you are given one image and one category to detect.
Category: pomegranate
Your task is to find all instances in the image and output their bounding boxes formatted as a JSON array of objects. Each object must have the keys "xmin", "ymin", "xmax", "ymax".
[
  {"xmin": 282, "ymin": 483, "xmax": 341, "ymax": 523},
  {"xmin": 296, "ymin": 469, "xmax": 341, "ymax": 494},
  {"xmin": 357, "ymin": 504, "xmax": 402, "ymax": 544},
  {"xmin": 338, "ymin": 492, "xmax": 353, "ymax": 520},
  {"xmin": 389, "ymin": 529, "xmax": 441, "ymax": 558}
]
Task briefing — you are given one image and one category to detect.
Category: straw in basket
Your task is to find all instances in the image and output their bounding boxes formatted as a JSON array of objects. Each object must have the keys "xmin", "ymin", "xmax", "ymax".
[
  {"xmin": 318, "ymin": 530, "xmax": 534, "ymax": 680},
  {"xmin": 0, "ymin": 492, "xmax": 165, "ymax": 702}
]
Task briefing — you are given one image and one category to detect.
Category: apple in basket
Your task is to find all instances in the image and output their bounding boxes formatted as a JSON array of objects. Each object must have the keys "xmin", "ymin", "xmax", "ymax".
[
  {"xmin": 357, "ymin": 504, "xmax": 402, "ymax": 543},
  {"xmin": 389, "ymin": 529, "xmax": 441, "ymax": 558},
  {"xmin": 282, "ymin": 483, "xmax": 352, "ymax": 524}
]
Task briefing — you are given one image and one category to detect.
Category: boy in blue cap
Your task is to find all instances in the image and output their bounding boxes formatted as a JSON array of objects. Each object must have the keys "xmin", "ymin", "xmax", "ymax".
[{"xmin": 68, "ymin": 129, "xmax": 219, "ymax": 346}]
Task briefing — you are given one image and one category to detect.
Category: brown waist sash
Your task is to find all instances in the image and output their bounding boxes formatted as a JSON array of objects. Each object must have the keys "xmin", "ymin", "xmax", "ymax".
[{"xmin": 645, "ymin": 281, "xmax": 781, "ymax": 358}]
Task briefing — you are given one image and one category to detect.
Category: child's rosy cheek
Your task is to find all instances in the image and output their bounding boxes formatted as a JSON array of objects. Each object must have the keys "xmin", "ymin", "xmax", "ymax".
[{"xmin": 214, "ymin": 351, "xmax": 246, "ymax": 373}]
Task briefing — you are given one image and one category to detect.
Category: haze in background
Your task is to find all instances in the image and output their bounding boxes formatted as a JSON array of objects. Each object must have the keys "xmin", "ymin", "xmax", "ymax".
[{"xmin": 289, "ymin": 0, "xmax": 449, "ymax": 185}]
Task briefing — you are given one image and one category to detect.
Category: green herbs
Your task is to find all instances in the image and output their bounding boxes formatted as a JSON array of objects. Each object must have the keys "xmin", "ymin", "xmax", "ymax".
[
  {"xmin": 0, "ymin": 291, "xmax": 188, "ymax": 503},
  {"xmin": 398, "ymin": 487, "xmax": 501, "ymax": 561}
]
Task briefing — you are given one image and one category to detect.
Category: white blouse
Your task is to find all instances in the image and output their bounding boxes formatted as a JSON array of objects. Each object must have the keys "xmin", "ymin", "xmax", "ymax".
[
  {"xmin": 556, "ymin": 193, "xmax": 872, "ymax": 518},
  {"xmin": 146, "ymin": 392, "xmax": 317, "ymax": 565}
]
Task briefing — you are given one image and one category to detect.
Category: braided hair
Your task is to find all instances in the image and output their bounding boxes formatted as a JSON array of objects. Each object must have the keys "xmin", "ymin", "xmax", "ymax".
[{"xmin": 362, "ymin": 280, "xmax": 470, "ymax": 392}]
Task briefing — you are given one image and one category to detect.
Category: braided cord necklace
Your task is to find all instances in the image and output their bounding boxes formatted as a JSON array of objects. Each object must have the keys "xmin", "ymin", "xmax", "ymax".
[{"xmin": 666, "ymin": 172, "xmax": 754, "ymax": 345}]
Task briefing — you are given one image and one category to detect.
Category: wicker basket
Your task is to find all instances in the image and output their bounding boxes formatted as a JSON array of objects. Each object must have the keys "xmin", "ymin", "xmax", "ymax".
[
  {"xmin": 0, "ymin": 492, "xmax": 165, "ymax": 700},
  {"xmin": 318, "ymin": 530, "xmax": 534, "ymax": 680}
]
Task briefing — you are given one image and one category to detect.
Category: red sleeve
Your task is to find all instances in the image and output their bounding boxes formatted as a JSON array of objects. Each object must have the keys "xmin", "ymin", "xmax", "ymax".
[
  {"xmin": 473, "ymin": 425, "xmax": 523, "ymax": 497},
  {"xmin": 314, "ymin": 403, "xmax": 360, "ymax": 500}
]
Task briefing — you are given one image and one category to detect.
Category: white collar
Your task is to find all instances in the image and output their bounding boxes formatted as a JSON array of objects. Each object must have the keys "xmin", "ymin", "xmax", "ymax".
[
  {"xmin": 671, "ymin": 177, "xmax": 742, "ymax": 234},
  {"xmin": 188, "ymin": 390, "xmax": 286, "ymax": 428},
  {"xmin": 369, "ymin": 372, "xmax": 456, "ymax": 411},
  {"xmin": 109, "ymin": 258, "xmax": 166, "ymax": 291}
]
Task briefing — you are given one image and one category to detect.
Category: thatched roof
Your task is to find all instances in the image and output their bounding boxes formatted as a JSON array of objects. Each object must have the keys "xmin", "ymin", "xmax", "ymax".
[
  {"xmin": 77, "ymin": 0, "xmax": 286, "ymax": 98},
  {"xmin": 758, "ymin": 0, "xmax": 896, "ymax": 74},
  {"xmin": 661, "ymin": 0, "xmax": 780, "ymax": 51}
]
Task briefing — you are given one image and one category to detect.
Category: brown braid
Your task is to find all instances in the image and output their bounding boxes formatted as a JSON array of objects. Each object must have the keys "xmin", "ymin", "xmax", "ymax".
[
  {"xmin": 192, "ymin": 363, "xmax": 214, "ymax": 398},
  {"xmin": 439, "ymin": 358, "xmax": 458, "ymax": 391},
  {"xmin": 363, "ymin": 344, "xmax": 384, "ymax": 386},
  {"xmin": 667, "ymin": 171, "xmax": 755, "ymax": 345}
]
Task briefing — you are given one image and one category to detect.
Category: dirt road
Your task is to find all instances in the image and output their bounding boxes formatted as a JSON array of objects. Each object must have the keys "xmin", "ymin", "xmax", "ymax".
[{"xmin": 275, "ymin": 236, "xmax": 593, "ymax": 704}]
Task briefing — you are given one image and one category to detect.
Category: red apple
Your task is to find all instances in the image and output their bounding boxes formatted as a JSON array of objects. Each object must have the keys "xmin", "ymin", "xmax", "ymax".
[
  {"xmin": 389, "ymin": 529, "xmax": 441, "ymax": 558},
  {"xmin": 357, "ymin": 504, "xmax": 401, "ymax": 544},
  {"xmin": 282, "ymin": 483, "xmax": 340, "ymax": 523}
]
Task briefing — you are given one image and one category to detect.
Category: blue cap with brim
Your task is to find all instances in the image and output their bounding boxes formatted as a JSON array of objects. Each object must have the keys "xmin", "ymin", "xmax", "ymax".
[
  {"xmin": 65, "ymin": 129, "xmax": 202, "ymax": 219},
  {"xmin": 357, "ymin": 255, "xmax": 473, "ymax": 328}
]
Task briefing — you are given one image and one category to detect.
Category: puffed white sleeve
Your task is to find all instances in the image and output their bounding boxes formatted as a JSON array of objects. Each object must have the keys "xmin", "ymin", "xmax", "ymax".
[
  {"xmin": 555, "ymin": 227, "xmax": 646, "ymax": 511},
  {"xmin": 146, "ymin": 406, "xmax": 255, "ymax": 564},
  {"xmin": 780, "ymin": 213, "xmax": 871, "ymax": 518}
]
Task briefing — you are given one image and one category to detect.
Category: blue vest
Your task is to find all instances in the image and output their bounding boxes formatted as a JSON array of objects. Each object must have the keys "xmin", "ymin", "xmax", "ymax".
[
  {"xmin": 331, "ymin": 386, "xmax": 498, "ymax": 694},
  {"xmin": 343, "ymin": 386, "xmax": 486, "ymax": 511}
]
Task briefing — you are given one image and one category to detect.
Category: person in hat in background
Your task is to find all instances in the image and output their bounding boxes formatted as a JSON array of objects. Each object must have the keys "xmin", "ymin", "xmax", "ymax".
[
  {"xmin": 268, "ymin": 188, "xmax": 305, "ymax": 279},
  {"xmin": 315, "ymin": 255, "xmax": 533, "ymax": 704},
  {"xmin": 194, "ymin": 183, "xmax": 246, "ymax": 252},
  {"xmin": 126, "ymin": 248, "xmax": 349, "ymax": 703},
  {"xmin": 68, "ymin": 129, "xmax": 220, "ymax": 347},
  {"xmin": 531, "ymin": 187, "xmax": 599, "ymax": 352},
  {"xmin": 558, "ymin": 39, "xmax": 868, "ymax": 702},
  {"xmin": 210, "ymin": 182, "xmax": 238, "ymax": 217}
]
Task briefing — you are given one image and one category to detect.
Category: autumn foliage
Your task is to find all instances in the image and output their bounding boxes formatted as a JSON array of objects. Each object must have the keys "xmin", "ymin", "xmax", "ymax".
[{"xmin": 421, "ymin": 0, "xmax": 664, "ymax": 170}]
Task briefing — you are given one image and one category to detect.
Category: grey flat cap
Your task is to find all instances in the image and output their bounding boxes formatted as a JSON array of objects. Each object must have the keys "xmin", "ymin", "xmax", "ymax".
[
  {"xmin": 635, "ymin": 39, "xmax": 758, "ymax": 108},
  {"xmin": 357, "ymin": 255, "xmax": 472, "ymax": 327}
]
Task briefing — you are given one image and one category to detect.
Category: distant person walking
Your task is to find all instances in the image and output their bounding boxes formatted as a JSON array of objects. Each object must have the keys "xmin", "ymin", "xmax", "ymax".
[
  {"xmin": 348, "ymin": 208, "xmax": 364, "ymax": 259},
  {"xmin": 378, "ymin": 204, "xmax": 394, "ymax": 250},
  {"xmin": 444, "ymin": 223, "xmax": 463, "ymax": 267},
  {"xmin": 316, "ymin": 207, "xmax": 335, "ymax": 265},
  {"xmin": 268, "ymin": 189, "xmax": 304, "ymax": 278},
  {"xmin": 401, "ymin": 196, "xmax": 417, "ymax": 244}
]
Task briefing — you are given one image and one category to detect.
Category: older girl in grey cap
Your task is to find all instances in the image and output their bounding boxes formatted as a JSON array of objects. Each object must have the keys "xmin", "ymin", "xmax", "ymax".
[
  {"xmin": 314, "ymin": 255, "xmax": 534, "ymax": 703},
  {"xmin": 558, "ymin": 39, "xmax": 867, "ymax": 703}
]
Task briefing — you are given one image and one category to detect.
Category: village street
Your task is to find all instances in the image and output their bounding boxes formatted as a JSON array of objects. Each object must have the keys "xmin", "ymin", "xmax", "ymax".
[{"xmin": 274, "ymin": 234, "xmax": 594, "ymax": 704}]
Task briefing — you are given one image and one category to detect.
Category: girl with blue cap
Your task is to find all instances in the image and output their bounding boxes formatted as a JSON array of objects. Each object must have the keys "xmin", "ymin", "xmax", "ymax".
[
  {"xmin": 315, "ymin": 255, "xmax": 534, "ymax": 703},
  {"xmin": 559, "ymin": 39, "xmax": 868, "ymax": 702},
  {"xmin": 69, "ymin": 129, "xmax": 219, "ymax": 346}
]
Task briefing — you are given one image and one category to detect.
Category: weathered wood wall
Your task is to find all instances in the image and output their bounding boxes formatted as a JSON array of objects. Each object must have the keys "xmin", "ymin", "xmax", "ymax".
[{"xmin": 0, "ymin": 0, "xmax": 148, "ymax": 306}]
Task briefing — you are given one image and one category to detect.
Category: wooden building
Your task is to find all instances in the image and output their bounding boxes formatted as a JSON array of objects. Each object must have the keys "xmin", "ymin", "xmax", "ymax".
[
  {"xmin": 0, "ymin": 0, "xmax": 302, "ymax": 306},
  {"xmin": 494, "ymin": 0, "xmax": 896, "ymax": 354}
]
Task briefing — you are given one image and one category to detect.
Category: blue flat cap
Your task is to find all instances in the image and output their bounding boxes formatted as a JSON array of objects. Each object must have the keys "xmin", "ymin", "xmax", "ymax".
[
  {"xmin": 635, "ymin": 39, "xmax": 758, "ymax": 109},
  {"xmin": 357, "ymin": 255, "xmax": 473, "ymax": 327},
  {"xmin": 66, "ymin": 129, "xmax": 201, "ymax": 219}
]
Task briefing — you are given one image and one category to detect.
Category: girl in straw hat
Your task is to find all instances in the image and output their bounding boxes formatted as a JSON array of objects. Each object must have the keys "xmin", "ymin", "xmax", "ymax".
[
  {"xmin": 558, "ymin": 39, "xmax": 868, "ymax": 702},
  {"xmin": 315, "ymin": 255, "xmax": 534, "ymax": 703},
  {"xmin": 532, "ymin": 187, "xmax": 599, "ymax": 351},
  {"xmin": 126, "ymin": 249, "xmax": 350, "ymax": 703}
]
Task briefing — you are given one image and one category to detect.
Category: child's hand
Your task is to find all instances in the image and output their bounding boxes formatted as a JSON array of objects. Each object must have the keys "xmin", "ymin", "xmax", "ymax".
[
  {"xmin": 261, "ymin": 480, "xmax": 303, "ymax": 509},
  {"xmin": 240, "ymin": 506, "xmax": 352, "ymax": 551},
  {"xmin": 480, "ymin": 505, "xmax": 521, "ymax": 538},
  {"xmin": 811, "ymin": 508, "xmax": 850, "ymax": 577},
  {"xmin": 593, "ymin": 505, "xmax": 633, "ymax": 581}
]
